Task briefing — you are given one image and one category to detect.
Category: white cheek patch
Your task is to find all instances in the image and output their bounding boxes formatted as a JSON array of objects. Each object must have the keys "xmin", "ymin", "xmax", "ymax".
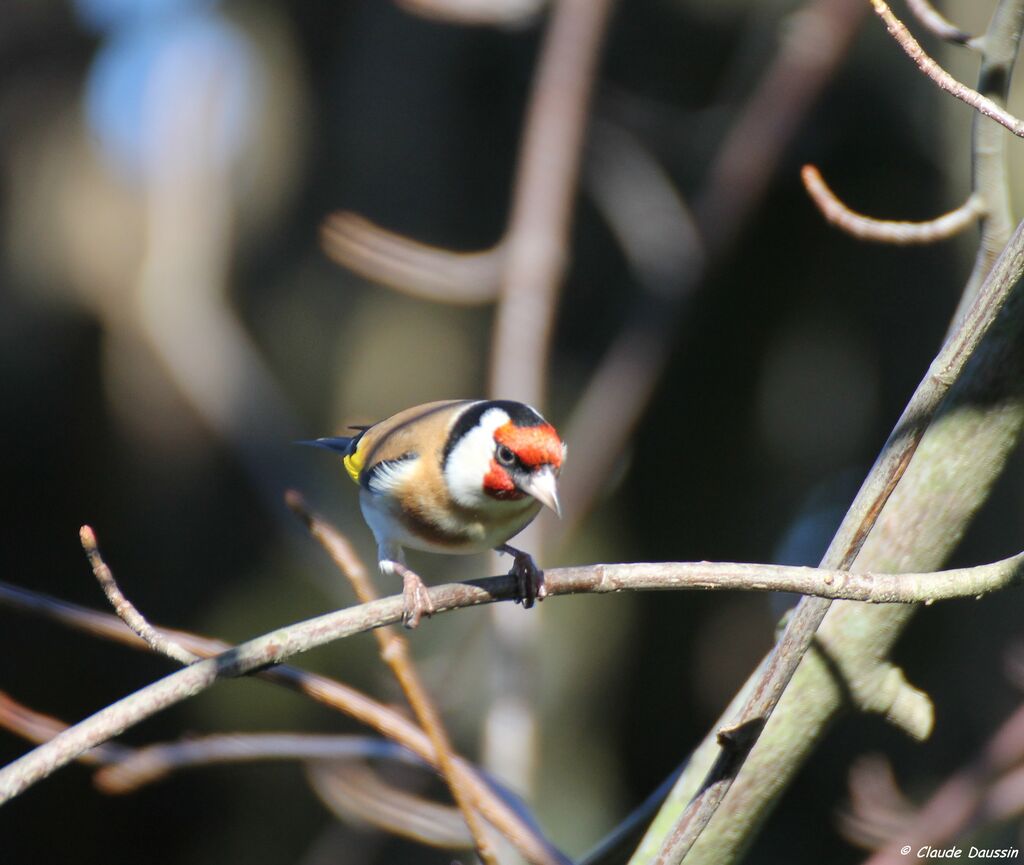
[
  {"xmin": 444, "ymin": 407, "xmax": 510, "ymax": 508},
  {"xmin": 366, "ymin": 456, "xmax": 418, "ymax": 497}
]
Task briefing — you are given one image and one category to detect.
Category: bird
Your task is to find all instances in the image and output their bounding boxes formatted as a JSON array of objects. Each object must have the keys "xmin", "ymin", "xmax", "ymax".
[{"xmin": 300, "ymin": 399, "xmax": 565, "ymax": 627}]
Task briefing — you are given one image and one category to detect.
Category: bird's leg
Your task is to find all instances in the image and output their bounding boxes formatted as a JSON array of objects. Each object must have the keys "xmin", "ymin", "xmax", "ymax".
[
  {"xmin": 379, "ymin": 547, "xmax": 434, "ymax": 628},
  {"xmin": 496, "ymin": 544, "xmax": 547, "ymax": 608}
]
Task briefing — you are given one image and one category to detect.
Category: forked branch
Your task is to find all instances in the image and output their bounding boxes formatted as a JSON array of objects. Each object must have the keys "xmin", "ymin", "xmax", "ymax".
[{"xmin": 871, "ymin": 0, "xmax": 1024, "ymax": 137}]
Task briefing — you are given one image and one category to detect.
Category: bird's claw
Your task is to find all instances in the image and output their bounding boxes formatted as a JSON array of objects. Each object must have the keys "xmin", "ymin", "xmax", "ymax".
[
  {"xmin": 499, "ymin": 545, "xmax": 547, "ymax": 608},
  {"xmin": 399, "ymin": 567, "xmax": 434, "ymax": 629}
]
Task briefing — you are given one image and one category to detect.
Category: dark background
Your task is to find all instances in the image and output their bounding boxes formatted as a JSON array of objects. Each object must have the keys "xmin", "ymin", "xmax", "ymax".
[{"xmin": 2, "ymin": 1, "xmax": 1021, "ymax": 863}]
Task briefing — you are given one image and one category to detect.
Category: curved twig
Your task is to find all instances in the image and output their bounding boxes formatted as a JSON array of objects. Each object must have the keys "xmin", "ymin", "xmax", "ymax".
[
  {"xmin": 320, "ymin": 212, "xmax": 503, "ymax": 305},
  {"xmin": 801, "ymin": 164, "xmax": 983, "ymax": 244},
  {"xmin": 905, "ymin": 0, "xmax": 974, "ymax": 45}
]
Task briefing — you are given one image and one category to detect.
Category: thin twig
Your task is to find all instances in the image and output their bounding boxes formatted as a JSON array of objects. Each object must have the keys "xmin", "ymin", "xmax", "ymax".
[
  {"xmin": 651, "ymin": 213, "xmax": 1024, "ymax": 860},
  {"xmin": 286, "ymin": 492, "xmax": 500, "ymax": 865},
  {"xmin": 870, "ymin": 0, "xmax": 1024, "ymax": 137},
  {"xmin": 801, "ymin": 164, "xmax": 983, "ymax": 244},
  {"xmin": 320, "ymin": 212, "xmax": 504, "ymax": 305},
  {"xmin": 10, "ymin": 547, "xmax": 1024, "ymax": 636},
  {"xmin": 80, "ymin": 526, "xmax": 196, "ymax": 666},
  {"xmin": 7, "ymin": 542, "xmax": 1024, "ymax": 808},
  {"xmin": 905, "ymin": 0, "xmax": 974, "ymax": 45}
]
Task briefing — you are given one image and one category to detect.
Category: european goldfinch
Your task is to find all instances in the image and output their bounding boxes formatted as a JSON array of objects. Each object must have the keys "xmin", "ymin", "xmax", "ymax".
[{"xmin": 302, "ymin": 399, "xmax": 565, "ymax": 627}]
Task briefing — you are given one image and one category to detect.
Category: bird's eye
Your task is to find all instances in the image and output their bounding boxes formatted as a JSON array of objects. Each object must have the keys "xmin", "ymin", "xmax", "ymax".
[{"xmin": 496, "ymin": 444, "xmax": 516, "ymax": 466}]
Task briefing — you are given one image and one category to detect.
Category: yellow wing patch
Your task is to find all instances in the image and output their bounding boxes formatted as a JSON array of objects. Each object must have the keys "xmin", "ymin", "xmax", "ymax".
[{"xmin": 343, "ymin": 446, "xmax": 364, "ymax": 484}]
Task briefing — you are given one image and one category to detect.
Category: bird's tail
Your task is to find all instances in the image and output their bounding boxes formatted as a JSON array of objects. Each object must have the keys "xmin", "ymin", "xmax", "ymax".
[{"xmin": 295, "ymin": 436, "xmax": 359, "ymax": 456}]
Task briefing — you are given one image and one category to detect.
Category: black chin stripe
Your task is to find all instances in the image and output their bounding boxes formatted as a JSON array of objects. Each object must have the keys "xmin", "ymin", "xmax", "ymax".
[{"xmin": 442, "ymin": 400, "xmax": 546, "ymax": 468}]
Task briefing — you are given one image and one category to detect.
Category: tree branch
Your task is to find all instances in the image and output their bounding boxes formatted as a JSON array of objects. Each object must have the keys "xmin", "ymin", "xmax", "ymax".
[
  {"xmin": 870, "ymin": 0, "xmax": 1024, "ymax": 137},
  {"xmin": 5, "ymin": 546, "xmax": 1024, "ymax": 808},
  {"xmin": 801, "ymin": 164, "xmax": 983, "ymax": 244},
  {"xmin": 0, "ymin": 580, "xmax": 568, "ymax": 865},
  {"xmin": 905, "ymin": 0, "xmax": 974, "ymax": 45},
  {"xmin": 81, "ymin": 526, "xmax": 196, "ymax": 666}
]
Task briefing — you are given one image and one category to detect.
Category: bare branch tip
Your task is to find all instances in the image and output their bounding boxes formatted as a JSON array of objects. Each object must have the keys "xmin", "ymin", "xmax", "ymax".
[
  {"xmin": 284, "ymin": 489, "xmax": 310, "ymax": 520},
  {"xmin": 801, "ymin": 163, "xmax": 980, "ymax": 244}
]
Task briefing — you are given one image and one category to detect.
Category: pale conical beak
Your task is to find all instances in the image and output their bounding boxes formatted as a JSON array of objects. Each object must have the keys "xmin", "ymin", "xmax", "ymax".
[{"xmin": 519, "ymin": 467, "xmax": 562, "ymax": 517}]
